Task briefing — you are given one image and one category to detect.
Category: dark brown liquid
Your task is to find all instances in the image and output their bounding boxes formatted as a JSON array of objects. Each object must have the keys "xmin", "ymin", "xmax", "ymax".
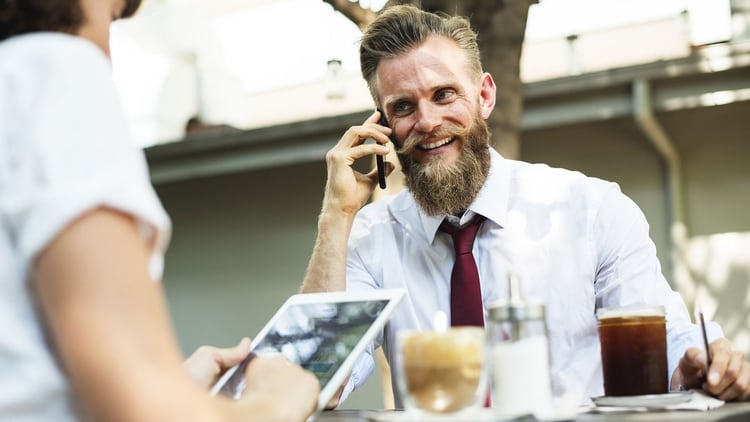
[{"xmin": 598, "ymin": 316, "xmax": 667, "ymax": 396}]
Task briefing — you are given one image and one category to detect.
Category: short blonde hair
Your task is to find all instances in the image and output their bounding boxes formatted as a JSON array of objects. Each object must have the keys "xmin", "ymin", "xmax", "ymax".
[{"xmin": 359, "ymin": 5, "xmax": 483, "ymax": 106}]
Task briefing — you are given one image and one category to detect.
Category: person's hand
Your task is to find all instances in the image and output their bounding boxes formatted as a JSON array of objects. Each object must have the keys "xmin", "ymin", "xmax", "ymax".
[
  {"xmin": 300, "ymin": 111, "xmax": 393, "ymax": 293},
  {"xmin": 241, "ymin": 355, "xmax": 321, "ymax": 421},
  {"xmin": 674, "ymin": 338, "xmax": 750, "ymax": 401},
  {"xmin": 183, "ymin": 337, "xmax": 251, "ymax": 389},
  {"xmin": 322, "ymin": 110, "xmax": 393, "ymax": 217}
]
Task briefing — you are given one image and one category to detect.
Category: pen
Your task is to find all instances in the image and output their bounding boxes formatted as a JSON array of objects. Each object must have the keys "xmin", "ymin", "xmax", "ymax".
[
  {"xmin": 696, "ymin": 301, "xmax": 712, "ymax": 374},
  {"xmin": 700, "ymin": 310, "xmax": 712, "ymax": 370}
]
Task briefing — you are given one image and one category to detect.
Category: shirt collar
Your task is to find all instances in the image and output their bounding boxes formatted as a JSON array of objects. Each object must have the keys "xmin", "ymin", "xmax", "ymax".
[
  {"xmin": 387, "ymin": 147, "xmax": 511, "ymax": 243},
  {"xmin": 471, "ymin": 147, "xmax": 510, "ymax": 229}
]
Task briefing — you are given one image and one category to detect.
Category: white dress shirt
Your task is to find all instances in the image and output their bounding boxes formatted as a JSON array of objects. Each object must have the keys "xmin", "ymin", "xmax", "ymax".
[{"xmin": 344, "ymin": 147, "xmax": 721, "ymax": 406}]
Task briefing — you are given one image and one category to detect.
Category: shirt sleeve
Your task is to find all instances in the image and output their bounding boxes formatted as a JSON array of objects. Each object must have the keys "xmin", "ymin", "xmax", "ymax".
[
  {"xmin": 338, "ymin": 350, "xmax": 375, "ymax": 404},
  {"xmin": 340, "ymin": 213, "xmax": 387, "ymax": 399},
  {"xmin": 2, "ymin": 35, "xmax": 170, "ymax": 279},
  {"xmin": 591, "ymin": 184, "xmax": 723, "ymax": 382}
]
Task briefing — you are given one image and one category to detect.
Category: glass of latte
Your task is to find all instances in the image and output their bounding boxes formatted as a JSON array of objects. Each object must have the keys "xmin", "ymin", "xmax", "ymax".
[{"xmin": 394, "ymin": 326, "xmax": 486, "ymax": 415}]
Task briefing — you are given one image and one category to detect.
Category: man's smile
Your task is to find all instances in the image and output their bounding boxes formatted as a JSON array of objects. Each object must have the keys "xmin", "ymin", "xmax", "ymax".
[{"xmin": 417, "ymin": 137, "xmax": 455, "ymax": 151}]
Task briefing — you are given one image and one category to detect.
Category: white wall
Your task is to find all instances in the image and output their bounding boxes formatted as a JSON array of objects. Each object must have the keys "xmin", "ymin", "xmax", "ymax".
[{"xmin": 156, "ymin": 161, "xmax": 386, "ymax": 409}]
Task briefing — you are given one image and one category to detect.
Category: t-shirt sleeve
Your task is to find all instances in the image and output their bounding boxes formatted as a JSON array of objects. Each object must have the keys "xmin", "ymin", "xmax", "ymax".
[{"xmin": 2, "ymin": 35, "xmax": 170, "ymax": 279}]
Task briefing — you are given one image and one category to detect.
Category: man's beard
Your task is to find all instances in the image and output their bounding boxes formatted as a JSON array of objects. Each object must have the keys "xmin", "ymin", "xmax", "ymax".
[{"xmin": 397, "ymin": 113, "xmax": 491, "ymax": 216}]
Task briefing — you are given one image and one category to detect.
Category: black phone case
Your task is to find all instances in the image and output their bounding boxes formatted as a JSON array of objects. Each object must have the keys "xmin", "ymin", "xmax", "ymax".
[{"xmin": 376, "ymin": 110, "xmax": 388, "ymax": 189}]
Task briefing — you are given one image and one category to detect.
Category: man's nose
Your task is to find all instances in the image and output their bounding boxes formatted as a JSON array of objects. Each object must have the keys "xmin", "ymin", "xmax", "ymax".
[{"xmin": 414, "ymin": 102, "xmax": 441, "ymax": 133}]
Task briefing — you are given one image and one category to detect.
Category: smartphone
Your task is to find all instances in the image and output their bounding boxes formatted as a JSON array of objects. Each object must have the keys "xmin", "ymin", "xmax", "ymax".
[{"xmin": 376, "ymin": 109, "xmax": 389, "ymax": 189}]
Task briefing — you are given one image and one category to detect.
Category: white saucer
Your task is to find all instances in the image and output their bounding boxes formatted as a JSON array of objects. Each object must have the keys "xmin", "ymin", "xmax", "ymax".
[
  {"xmin": 591, "ymin": 392, "xmax": 692, "ymax": 408},
  {"xmin": 362, "ymin": 408, "xmax": 513, "ymax": 422},
  {"xmin": 362, "ymin": 407, "xmax": 579, "ymax": 422}
]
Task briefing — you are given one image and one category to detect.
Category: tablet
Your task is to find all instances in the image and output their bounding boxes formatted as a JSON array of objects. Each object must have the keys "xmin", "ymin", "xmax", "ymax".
[{"xmin": 210, "ymin": 289, "xmax": 405, "ymax": 415}]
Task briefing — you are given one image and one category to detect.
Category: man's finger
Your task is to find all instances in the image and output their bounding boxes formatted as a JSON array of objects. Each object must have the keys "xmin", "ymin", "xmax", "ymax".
[{"xmin": 683, "ymin": 347, "xmax": 707, "ymax": 375}]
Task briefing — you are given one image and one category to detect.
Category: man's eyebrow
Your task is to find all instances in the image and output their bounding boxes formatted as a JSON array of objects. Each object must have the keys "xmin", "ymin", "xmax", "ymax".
[
  {"xmin": 382, "ymin": 81, "xmax": 461, "ymax": 109},
  {"xmin": 432, "ymin": 81, "xmax": 461, "ymax": 92},
  {"xmin": 382, "ymin": 95, "xmax": 410, "ymax": 110}
]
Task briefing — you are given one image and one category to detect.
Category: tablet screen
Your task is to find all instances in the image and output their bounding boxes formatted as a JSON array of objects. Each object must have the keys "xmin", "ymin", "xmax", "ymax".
[{"xmin": 255, "ymin": 299, "xmax": 388, "ymax": 386}]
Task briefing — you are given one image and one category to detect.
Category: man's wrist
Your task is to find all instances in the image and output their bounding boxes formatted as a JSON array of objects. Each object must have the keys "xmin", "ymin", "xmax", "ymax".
[{"xmin": 318, "ymin": 204, "xmax": 359, "ymax": 229}]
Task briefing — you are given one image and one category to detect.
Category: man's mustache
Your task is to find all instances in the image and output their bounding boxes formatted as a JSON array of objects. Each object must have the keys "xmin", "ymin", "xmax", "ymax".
[{"xmin": 396, "ymin": 125, "xmax": 472, "ymax": 155}]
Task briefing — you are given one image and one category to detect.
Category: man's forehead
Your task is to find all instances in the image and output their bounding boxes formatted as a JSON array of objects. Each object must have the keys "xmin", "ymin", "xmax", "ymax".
[{"xmin": 376, "ymin": 41, "xmax": 470, "ymax": 104}]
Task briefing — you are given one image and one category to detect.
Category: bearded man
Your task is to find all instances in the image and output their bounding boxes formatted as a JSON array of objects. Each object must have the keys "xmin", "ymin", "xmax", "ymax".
[{"xmin": 300, "ymin": 4, "xmax": 750, "ymax": 409}]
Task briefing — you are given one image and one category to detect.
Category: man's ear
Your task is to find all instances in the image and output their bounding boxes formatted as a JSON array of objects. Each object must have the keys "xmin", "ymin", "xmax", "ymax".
[{"xmin": 478, "ymin": 72, "xmax": 496, "ymax": 119}]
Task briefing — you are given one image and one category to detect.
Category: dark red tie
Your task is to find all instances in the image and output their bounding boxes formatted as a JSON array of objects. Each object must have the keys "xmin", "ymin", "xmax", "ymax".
[{"xmin": 441, "ymin": 215, "xmax": 486, "ymax": 327}]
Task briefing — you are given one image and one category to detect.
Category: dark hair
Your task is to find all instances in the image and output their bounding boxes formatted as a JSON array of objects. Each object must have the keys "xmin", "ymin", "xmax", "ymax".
[
  {"xmin": 359, "ymin": 5, "xmax": 482, "ymax": 106},
  {"xmin": 0, "ymin": 0, "xmax": 142, "ymax": 42}
]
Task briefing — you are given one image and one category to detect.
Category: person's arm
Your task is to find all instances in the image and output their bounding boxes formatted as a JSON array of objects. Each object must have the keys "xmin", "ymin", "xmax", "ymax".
[
  {"xmin": 301, "ymin": 111, "xmax": 392, "ymax": 293},
  {"xmin": 593, "ymin": 184, "xmax": 697, "ymax": 381},
  {"xmin": 592, "ymin": 186, "xmax": 750, "ymax": 401},
  {"xmin": 33, "ymin": 208, "xmax": 319, "ymax": 421}
]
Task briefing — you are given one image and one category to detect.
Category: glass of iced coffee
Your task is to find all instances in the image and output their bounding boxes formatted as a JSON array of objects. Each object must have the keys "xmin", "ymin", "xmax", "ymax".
[
  {"xmin": 394, "ymin": 326, "xmax": 486, "ymax": 414},
  {"xmin": 597, "ymin": 306, "xmax": 668, "ymax": 396}
]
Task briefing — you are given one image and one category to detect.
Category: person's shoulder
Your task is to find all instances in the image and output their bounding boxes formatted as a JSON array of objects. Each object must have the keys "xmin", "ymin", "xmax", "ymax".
[
  {"xmin": 357, "ymin": 193, "xmax": 398, "ymax": 222},
  {"xmin": 0, "ymin": 32, "xmax": 109, "ymax": 75},
  {"xmin": 353, "ymin": 191, "xmax": 415, "ymax": 232},
  {"xmin": 509, "ymin": 159, "xmax": 617, "ymax": 191}
]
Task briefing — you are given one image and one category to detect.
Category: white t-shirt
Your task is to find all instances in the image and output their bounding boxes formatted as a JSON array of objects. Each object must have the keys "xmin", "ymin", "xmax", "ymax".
[
  {"xmin": 0, "ymin": 33, "xmax": 170, "ymax": 421},
  {"xmin": 345, "ymin": 148, "xmax": 722, "ymax": 406}
]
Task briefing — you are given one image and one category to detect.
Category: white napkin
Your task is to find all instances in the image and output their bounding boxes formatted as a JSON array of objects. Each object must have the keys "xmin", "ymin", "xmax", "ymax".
[
  {"xmin": 665, "ymin": 390, "xmax": 725, "ymax": 411},
  {"xmin": 590, "ymin": 390, "xmax": 724, "ymax": 413}
]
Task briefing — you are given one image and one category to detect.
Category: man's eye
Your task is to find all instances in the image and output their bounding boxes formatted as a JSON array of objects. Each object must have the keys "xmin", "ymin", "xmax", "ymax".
[
  {"xmin": 393, "ymin": 103, "xmax": 413, "ymax": 115},
  {"xmin": 435, "ymin": 89, "xmax": 456, "ymax": 102}
]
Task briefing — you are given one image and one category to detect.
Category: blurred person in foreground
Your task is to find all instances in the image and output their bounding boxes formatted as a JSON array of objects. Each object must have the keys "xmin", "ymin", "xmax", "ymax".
[
  {"xmin": 300, "ymin": 4, "xmax": 750, "ymax": 406},
  {"xmin": 0, "ymin": 0, "xmax": 319, "ymax": 420}
]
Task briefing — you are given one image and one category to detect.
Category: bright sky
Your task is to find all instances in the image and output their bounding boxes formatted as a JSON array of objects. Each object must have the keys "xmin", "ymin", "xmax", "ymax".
[
  {"xmin": 111, "ymin": 0, "xmax": 732, "ymax": 146},
  {"xmin": 527, "ymin": 0, "xmax": 730, "ymax": 41},
  {"xmin": 527, "ymin": 0, "xmax": 688, "ymax": 40},
  {"xmin": 207, "ymin": 0, "xmax": 730, "ymax": 93}
]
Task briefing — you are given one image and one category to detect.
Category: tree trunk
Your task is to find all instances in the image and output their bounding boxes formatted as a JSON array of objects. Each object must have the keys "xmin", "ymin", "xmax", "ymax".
[{"xmin": 417, "ymin": 0, "xmax": 533, "ymax": 159}]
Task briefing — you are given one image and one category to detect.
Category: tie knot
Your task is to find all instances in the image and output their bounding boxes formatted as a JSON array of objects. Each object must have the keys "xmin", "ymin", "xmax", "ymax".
[{"xmin": 441, "ymin": 215, "xmax": 486, "ymax": 255}]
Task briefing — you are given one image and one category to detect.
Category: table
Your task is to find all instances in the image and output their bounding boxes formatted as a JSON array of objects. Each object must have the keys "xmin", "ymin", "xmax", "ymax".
[{"xmin": 315, "ymin": 402, "xmax": 750, "ymax": 421}]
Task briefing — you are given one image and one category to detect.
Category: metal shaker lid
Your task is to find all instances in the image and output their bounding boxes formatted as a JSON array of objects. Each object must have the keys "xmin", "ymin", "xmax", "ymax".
[
  {"xmin": 487, "ymin": 298, "xmax": 545, "ymax": 322},
  {"xmin": 486, "ymin": 274, "xmax": 545, "ymax": 322}
]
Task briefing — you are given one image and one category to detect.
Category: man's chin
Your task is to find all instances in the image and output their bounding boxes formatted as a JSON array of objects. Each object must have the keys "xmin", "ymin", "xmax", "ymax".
[{"xmin": 413, "ymin": 149, "xmax": 462, "ymax": 169}]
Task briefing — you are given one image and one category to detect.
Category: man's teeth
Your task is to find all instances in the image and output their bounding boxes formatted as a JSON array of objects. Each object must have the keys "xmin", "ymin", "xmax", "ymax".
[{"xmin": 418, "ymin": 138, "xmax": 452, "ymax": 150}]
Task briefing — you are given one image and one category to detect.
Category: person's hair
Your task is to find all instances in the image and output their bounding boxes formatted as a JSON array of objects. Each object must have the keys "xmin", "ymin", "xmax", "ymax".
[
  {"xmin": 0, "ymin": 0, "xmax": 142, "ymax": 42},
  {"xmin": 359, "ymin": 4, "xmax": 483, "ymax": 105}
]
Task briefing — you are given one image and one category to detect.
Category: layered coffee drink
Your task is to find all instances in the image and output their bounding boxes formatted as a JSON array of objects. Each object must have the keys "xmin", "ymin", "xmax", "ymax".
[
  {"xmin": 597, "ymin": 306, "xmax": 667, "ymax": 396},
  {"xmin": 397, "ymin": 327, "xmax": 484, "ymax": 413}
]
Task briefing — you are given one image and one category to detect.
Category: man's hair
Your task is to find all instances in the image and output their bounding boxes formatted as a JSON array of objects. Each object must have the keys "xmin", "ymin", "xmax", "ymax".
[
  {"xmin": 0, "ymin": 0, "xmax": 142, "ymax": 42},
  {"xmin": 359, "ymin": 4, "xmax": 483, "ymax": 105}
]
